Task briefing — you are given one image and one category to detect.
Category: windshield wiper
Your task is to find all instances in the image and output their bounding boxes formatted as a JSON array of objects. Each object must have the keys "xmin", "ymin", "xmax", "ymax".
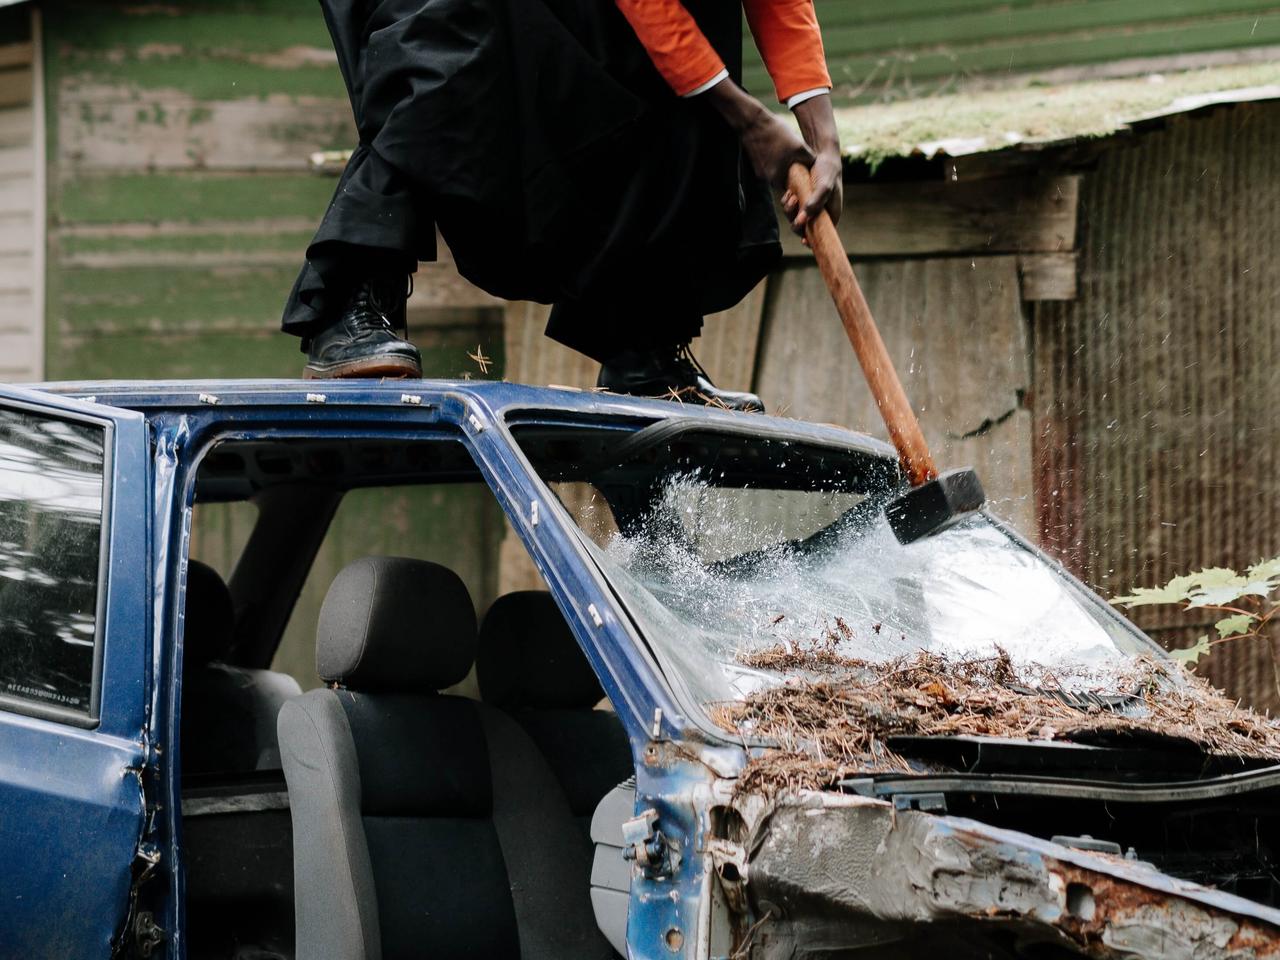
[{"xmin": 845, "ymin": 762, "xmax": 1280, "ymax": 804}]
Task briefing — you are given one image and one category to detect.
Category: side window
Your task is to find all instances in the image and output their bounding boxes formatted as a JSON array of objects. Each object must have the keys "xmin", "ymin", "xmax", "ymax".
[
  {"xmin": 0, "ymin": 405, "xmax": 107, "ymax": 717},
  {"xmin": 272, "ymin": 482, "xmax": 506, "ymax": 693}
]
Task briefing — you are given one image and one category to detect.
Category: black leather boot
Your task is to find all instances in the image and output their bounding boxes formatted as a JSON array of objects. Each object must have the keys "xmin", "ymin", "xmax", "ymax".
[
  {"xmin": 303, "ymin": 276, "xmax": 421, "ymax": 379},
  {"xmin": 597, "ymin": 343, "xmax": 765, "ymax": 413}
]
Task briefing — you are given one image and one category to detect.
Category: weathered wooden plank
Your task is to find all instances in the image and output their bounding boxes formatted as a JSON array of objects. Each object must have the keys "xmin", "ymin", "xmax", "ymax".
[
  {"xmin": 0, "ymin": 329, "xmax": 38, "ymax": 379},
  {"xmin": 0, "ymin": 212, "xmax": 32, "ymax": 255},
  {"xmin": 0, "ymin": 175, "xmax": 31, "ymax": 213},
  {"xmin": 54, "ymin": 8, "xmax": 334, "ymax": 57},
  {"xmin": 779, "ymin": 176, "xmax": 1080, "ymax": 258},
  {"xmin": 52, "ymin": 264, "xmax": 300, "ymax": 336},
  {"xmin": 0, "ymin": 42, "xmax": 31, "ymax": 70},
  {"xmin": 58, "ymin": 217, "xmax": 318, "ymax": 239},
  {"xmin": 0, "ymin": 65, "xmax": 29, "ymax": 110},
  {"xmin": 29, "ymin": 9, "xmax": 45, "ymax": 385},
  {"xmin": 56, "ymin": 173, "xmax": 335, "ymax": 224},
  {"xmin": 0, "ymin": 105, "xmax": 30, "ymax": 148},
  {"xmin": 0, "ymin": 296, "xmax": 35, "ymax": 333},
  {"xmin": 61, "ymin": 249, "xmax": 302, "ymax": 269},
  {"xmin": 0, "ymin": 252, "xmax": 33, "ymax": 291},
  {"xmin": 0, "ymin": 144, "xmax": 32, "ymax": 178},
  {"xmin": 45, "ymin": 323, "xmax": 499, "ymax": 382},
  {"xmin": 755, "ymin": 257, "xmax": 1035, "ymax": 536},
  {"xmin": 59, "ymin": 89, "xmax": 353, "ymax": 172},
  {"xmin": 1019, "ymin": 252, "xmax": 1079, "ymax": 301},
  {"xmin": 57, "ymin": 56, "xmax": 345, "ymax": 102}
]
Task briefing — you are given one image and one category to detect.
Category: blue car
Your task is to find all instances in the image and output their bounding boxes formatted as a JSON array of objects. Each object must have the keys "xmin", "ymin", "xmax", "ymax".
[{"xmin": 2, "ymin": 378, "xmax": 1279, "ymax": 960}]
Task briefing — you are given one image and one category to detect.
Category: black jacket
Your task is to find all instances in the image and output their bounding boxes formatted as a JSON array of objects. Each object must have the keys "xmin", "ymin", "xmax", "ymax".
[{"xmin": 283, "ymin": 0, "xmax": 780, "ymax": 353}]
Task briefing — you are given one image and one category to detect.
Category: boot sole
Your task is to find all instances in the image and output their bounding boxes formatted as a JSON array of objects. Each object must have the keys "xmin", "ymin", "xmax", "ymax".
[{"xmin": 303, "ymin": 356, "xmax": 422, "ymax": 380}]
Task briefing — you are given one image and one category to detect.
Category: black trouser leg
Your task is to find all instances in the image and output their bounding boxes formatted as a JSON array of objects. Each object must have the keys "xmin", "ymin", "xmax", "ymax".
[
  {"xmin": 545, "ymin": 302, "xmax": 704, "ymax": 364},
  {"xmin": 281, "ymin": 146, "xmax": 424, "ymax": 339}
]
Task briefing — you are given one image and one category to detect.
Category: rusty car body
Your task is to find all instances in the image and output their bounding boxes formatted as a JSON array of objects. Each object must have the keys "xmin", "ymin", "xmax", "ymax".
[{"xmin": 1, "ymin": 377, "xmax": 1277, "ymax": 959}]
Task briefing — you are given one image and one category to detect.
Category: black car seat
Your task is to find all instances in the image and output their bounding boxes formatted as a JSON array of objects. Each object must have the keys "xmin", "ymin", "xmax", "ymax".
[
  {"xmin": 181, "ymin": 561, "xmax": 302, "ymax": 775},
  {"xmin": 477, "ymin": 591, "xmax": 633, "ymax": 835},
  {"xmin": 277, "ymin": 557, "xmax": 614, "ymax": 960}
]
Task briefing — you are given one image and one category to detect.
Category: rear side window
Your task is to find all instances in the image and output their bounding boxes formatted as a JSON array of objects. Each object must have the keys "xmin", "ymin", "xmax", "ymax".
[{"xmin": 0, "ymin": 406, "xmax": 107, "ymax": 717}]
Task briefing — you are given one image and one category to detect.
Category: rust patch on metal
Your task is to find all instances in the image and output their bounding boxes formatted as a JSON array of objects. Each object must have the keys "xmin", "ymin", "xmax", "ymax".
[{"xmin": 1051, "ymin": 862, "xmax": 1280, "ymax": 958}]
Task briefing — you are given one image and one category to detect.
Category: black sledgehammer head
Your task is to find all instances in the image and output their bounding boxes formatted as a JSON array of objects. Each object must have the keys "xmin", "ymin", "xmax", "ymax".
[{"xmin": 886, "ymin": 468, "xmax": 986, "ymax": 545}]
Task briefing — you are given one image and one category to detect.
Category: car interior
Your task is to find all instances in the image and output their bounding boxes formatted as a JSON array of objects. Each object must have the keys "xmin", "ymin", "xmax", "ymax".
[{"xmin": 179, "ymin": 434, "xmax": 634, "ymax": 960}]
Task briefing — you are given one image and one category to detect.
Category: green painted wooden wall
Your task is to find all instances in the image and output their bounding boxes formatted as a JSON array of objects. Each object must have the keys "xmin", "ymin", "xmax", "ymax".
[
  {"xmin": 40, "ymin": 0, "xmax": 508, "ymax": 687},
  {"xmin": 744, "ymin": 0, "xmax": 1280, "ymax": 102},
  {"xmin": 42, "ymin": 0, "xmax": 505, "ymax": 381}
]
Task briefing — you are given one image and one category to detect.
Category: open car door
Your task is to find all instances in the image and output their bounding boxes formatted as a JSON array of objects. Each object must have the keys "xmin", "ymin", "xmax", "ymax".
[{"xmin": 0, "ymin": 384, "xmax": 153, "ymax": 957}]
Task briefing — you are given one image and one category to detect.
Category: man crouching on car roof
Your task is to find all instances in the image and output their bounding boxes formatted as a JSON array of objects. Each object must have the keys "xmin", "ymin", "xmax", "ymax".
[{"xmin": 281, "ymin": 0, "xmax": 842, "ymax": 413}]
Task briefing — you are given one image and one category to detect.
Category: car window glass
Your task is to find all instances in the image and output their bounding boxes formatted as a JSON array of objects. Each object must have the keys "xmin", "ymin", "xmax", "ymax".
[
  {"xmin": 271, "ymin": 482, "xmax": 506, "ymax": 692},
  {"xmin": 190, "ymin": 501, "xmax": 259, "ymax": 581},
  {"xmin": 518, "ymin": 423, "xmax": 1156, "ymax": 716},
  {"xmin": 0, "ymin": 406, "xmax": 105, "ymax": 716}
]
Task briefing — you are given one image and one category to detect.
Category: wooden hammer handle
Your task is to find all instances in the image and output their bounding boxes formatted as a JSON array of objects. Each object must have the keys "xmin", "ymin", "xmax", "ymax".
[{"xmin": 787, "ymin": 163, "xmax": 938, "ymax": 486}]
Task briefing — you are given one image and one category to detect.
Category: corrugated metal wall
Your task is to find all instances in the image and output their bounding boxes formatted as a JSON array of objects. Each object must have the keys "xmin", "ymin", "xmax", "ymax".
[
  {"xmin": 1033, "ymin": 100, "xmax": 1280, "ymax": 708},
  {"xmin": 745, "ymin": 0, "xmax": 1280, "ymax": 102}
]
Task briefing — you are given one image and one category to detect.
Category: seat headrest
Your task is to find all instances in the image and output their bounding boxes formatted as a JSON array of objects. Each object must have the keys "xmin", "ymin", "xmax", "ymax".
[
  {"xmin": 185, "ymin": 561, "xmax": 235, "ymax": 668},
  {"xmin": 477, "ymin": 591, "xmax": 604, "ymax": 710},
  {"xmin": 317, "ymin": 557, "xmax": 476, "ymax": 693}
]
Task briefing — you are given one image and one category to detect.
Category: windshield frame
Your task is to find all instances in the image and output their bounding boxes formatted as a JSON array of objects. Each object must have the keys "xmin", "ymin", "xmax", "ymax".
[{"xmin": 504, "ymin": 409, "xmax": 1170, "ymax": 748}]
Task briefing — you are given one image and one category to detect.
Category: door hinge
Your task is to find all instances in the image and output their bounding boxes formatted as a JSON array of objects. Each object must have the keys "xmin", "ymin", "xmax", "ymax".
[
  {"xmin": 132, "ymin": 910, "xmax": 166, "ymax": 958},
  {"xmin": 116, "ymin": 841, "xmax": 163, "ymax": 959},
  {"xmin": 622, "ymin": 808, "xmax": 681, "ymax": 878}
]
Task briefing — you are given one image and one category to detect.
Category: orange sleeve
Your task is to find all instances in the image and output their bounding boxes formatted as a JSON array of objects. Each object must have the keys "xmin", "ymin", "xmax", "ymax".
[
  {"xmin": 615, "ymin": 0, "xmax": 727, "ymax": 97},
  {"xmin": 743, "ymin": 0, "xmax": 832, "ymax": 103}
]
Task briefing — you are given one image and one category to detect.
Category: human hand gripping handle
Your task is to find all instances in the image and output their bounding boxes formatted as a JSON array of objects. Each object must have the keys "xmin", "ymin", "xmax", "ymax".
[
  {"xmin": 705, "ymin": 83, "xmax": 840, "ymax": 233},
  {"xmin": 785, "ymin": 162, "xmax": 938, "ymax": 487},
  {"xmin": 784, "ymin": 95, "xmax": 843, "ymax": 234}
]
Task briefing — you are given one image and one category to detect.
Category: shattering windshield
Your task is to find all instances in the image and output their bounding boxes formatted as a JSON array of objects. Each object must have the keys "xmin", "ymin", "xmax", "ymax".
[{"xmin": 515, "ymin": 420, "xmax": 1157, "ymax": 712}]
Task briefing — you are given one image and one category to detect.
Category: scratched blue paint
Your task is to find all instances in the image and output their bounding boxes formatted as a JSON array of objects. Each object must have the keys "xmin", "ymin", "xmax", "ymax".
[
  {"xmin": 7, "ymin": 377, "xmax": 1265, "ymax": 957},
  {"xmin": 0, "ymin": 383, "xmax": 151, "ymax": 958},
  {"xmin": 0, "ymin": 378, "xmax": 897, "ymax": 959}
]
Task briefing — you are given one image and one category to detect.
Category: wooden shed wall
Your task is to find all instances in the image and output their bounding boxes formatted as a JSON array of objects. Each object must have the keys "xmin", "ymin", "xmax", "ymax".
[
  {"xmin": 1033, "ymin": 100, "xmax": 1280, "ymax": 709},
  {"xmin": 41, "ymin": 0, "xmax": 507, "ymax": 687},
  {"xmin": 750, "ymin": 0, "xmax": 1280, "ymax": 102},
  {"xmin": 39, "ymin": 2, "xmax": 1280, "ymax": 703},
  {"xmin": 0, "ymin": 9, "xmax": 40, "ymax": 383}
]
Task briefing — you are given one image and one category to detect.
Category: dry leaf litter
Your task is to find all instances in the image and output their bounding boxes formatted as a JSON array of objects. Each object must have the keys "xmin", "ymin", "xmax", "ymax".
[{"xmin": 712, "ymin": 626, "xmax": 1280, "ymax": 796}]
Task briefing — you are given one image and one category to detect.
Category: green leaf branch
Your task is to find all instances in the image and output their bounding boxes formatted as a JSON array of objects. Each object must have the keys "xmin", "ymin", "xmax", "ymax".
[{"xmin": 1112, "ymin": 559, "xmax": 1280, "ymax": 691}]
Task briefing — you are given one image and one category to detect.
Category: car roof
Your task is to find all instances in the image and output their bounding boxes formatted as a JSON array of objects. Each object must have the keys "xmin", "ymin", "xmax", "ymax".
[{"xmin": 28, "ymin": 378, "xmax": 898, "ymax": 459}]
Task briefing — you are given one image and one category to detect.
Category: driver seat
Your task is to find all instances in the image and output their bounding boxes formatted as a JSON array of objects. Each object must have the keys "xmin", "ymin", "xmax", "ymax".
[{"xmin": 277, "ymin": 556, "xmax": 613, "ymax": 960}]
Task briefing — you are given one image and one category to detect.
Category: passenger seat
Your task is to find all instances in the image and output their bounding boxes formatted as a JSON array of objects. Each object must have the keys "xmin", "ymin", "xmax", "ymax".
[
  {"xmin": 477, "ymin": 591, "xmax": 633, "ymax": 835},
  {"xmin": 278, "ymin": 557, "xmax": 614, "ymax": 960},
  {"xmin": 182, "ymin": 561, "xmax": 302, "ymax": 775}
]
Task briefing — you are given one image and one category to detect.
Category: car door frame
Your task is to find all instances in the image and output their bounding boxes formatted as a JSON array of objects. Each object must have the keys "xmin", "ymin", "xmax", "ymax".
[{"xmin": 0, "ymin": 383, "xmax": 154, "ymax": 958}]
